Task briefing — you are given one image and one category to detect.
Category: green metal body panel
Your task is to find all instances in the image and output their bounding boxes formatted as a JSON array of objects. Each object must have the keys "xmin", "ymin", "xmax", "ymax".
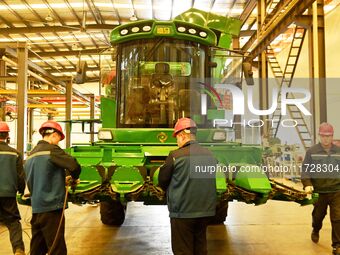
[
  {"xmin": 174, "ymin": 8, "xmax": 241, "ymax": 37},
  {"xmin": 208, "ymin": 145, "xmax": 262, "ymax": 165},
  {"xmin": 110, "ymin": 8, "xmax": 241, "ymax": 49},
  {"xmin": 101, "ymin": 97, "xmax": 116, "ymax": 128},
  {"xmin": 112, "ymin": 166, "xmax": 144, "ymax": 194},
  {"xmin": 234, "ymin": 165, "xmax": 272, "ymax": 194},
  {"xmin": 110, "ymin": 20, "xmax": 217, "ymax": 47},
  {"xmin": 68, "ymin": 136, "xmax": 266, "ymax": 201}
]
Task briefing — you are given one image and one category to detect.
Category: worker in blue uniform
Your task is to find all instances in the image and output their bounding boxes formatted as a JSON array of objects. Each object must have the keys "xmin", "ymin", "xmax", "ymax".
[
  {"xmin": 24, "ymin": 120, "xmax": 81, "ymax": 255},
  {"xmin": 159, "ymin": 118, "xmax": 217, "ymax": 255},
  {"xmin": 302, "ymin": 122, "xmax": 340, "ymax": 255},
  {"xmin": 0, "ymin": 121, "xmax": 26, "ymax": 255}
]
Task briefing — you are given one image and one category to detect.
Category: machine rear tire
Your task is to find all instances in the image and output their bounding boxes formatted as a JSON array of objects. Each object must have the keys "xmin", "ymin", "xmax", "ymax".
[
  {"xmin": 100, "ymin": 200, "xmax": 126, "ymax": 226},
  {"xmin": 210, "ymin": 201, "xmax": 228, "ymax": 224}
]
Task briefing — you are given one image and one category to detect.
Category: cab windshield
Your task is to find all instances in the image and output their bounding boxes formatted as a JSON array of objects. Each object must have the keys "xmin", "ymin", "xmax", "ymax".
[{"xmin": 117, "ymin": 38, "xmax": 206, "ymax": 128}]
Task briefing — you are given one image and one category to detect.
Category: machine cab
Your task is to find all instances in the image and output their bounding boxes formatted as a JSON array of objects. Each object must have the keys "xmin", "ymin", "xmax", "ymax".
[{"xmin": 100, "ymin": 38, "xmax": 243, "ymax": 132}]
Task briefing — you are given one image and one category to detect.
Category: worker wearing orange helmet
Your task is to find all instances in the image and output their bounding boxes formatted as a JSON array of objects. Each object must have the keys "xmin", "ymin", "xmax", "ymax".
[
  {"xmin": 301, "ymin": 122, "xmax": 340, "ymax": 255},
  {"xmin": 0, "ymin": 121, "xmax": 26, "ymax": 255},
  {"xmin": 159, "ymin": 118, "xmax": 217, "ymax": 255},
  {"xmin": 24, "ymin": 120, "xmax": 81, "ymax": 255}
]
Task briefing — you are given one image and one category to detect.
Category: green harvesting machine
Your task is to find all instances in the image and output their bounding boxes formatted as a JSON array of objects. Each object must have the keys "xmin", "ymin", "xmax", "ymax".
[{"xmin": 46, "ymin": 9, "xmax": 313, "ymax": 225}]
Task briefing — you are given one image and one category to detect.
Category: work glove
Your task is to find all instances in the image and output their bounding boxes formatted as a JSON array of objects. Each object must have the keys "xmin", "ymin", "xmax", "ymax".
[
  {"xmin": 66, "ymin": 176, "xmax": 80, "ymax": 192},
  {"xmin": 21, "ymin": 193, "xmax": 30, "ymax": 201},
  {"xmin": 304, "ymin": 186, "xmax": 314, "ymax": 199}
]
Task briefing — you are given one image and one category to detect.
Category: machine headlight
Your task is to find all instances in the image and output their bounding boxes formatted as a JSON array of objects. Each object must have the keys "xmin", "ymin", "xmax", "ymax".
[
  {"xmin": 213, "ymin": 130, "xmax": 226, "ymax": 141},
  {"xmin": 188, "ymin": 28, "xmax": 196, "ymax": 34},
  {"xmin": 98, "ymin": 130, "xmax": 113, "ymax": 140},
  {"xmin": 131, "ymin": 27, "xmax": 140, "ymax": 33},
  {"xmin": 177, "ymin": 26, "xmax": 186, "ymax": 32},
  {"xmin": 120, "ymin": 29, "xmax": 128, "ymax": 35},
  {"xmin": 143, "ymin": 25, "xmax": 151, "ymax": 32},
  {"xmin": 199, "ymin": 31, "xmax": 207, "ymax": 38}
]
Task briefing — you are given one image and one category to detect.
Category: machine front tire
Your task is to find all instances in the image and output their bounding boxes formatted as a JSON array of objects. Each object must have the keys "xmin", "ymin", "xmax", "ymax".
[{"xmin": 100, "ymin": 200, "xmax": 126, "ymax": 226}]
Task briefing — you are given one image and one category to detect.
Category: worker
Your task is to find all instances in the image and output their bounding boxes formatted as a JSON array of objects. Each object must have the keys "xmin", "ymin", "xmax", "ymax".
[
  {"xmin": 24, "ymin": 120, "xmax": 81, "ymax": 255},
  {"xmin": 158, "ymin": 118, "xmax": 217, "ymax": 255},
  {"xmin": 0, "ymin": 121, "xmax": 26, "ymax": 255},
  {"xmin": 301, "ymin": 122, "xmax": 340, "ymax": 255}
]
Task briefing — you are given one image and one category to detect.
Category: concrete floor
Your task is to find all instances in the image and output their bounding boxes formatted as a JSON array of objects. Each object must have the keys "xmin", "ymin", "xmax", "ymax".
[{"xmin": 0, "ymin": 199, "xmax": 334, "ymax": 255}]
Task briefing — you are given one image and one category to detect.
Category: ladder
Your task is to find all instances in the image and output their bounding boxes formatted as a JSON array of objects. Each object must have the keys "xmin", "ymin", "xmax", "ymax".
[
  {"xmin": 266, "ymin": 26, "xmax": 313, "ymax": 150},
  {"xmin": 265, "ymin": 0, "xmax": 281, "ymax": 22}
]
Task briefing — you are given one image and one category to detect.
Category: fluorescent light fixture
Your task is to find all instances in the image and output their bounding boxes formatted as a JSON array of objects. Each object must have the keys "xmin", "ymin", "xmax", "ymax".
[
  {"xmin": 0, "ymin": 33, "xmax": 105, "ymax": 43},
  {"xmin": 324, "ymin": 4, "xmax": 336, "ymax": 12},
  {"xmin": 273, "ymin": 47, "xmax": 282, "ymax": 53},
  {"xmin": 213, "ymin": 130, "xmax": 227, "ymax": 141},
  {"xmin": 98, "ymin": 130, "xmax": 113, "ymax": 140},
  {"xmin": 31, "ymin": 55, "xmax": 111, "ymax": 63}
]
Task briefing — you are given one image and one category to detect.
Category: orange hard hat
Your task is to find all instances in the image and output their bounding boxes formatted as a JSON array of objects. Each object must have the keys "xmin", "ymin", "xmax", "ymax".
[
  {"xmin": 319, "ymin": 122, "xmax": 334, "ymax": 136},
  {"xmin": 173, "ymin": 118, "xmax": 197, "ymax": 137},
  {"xmin": 0, "ymin": 121, "xmax": 10, "ymax": 133},
  {"xmin": 39, "ymin": 120, "xmax": 65, "ymax": 141}
]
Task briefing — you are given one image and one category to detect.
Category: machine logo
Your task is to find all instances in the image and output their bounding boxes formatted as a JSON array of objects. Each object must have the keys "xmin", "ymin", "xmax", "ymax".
[{"xmin": 157, "ymin": 132, "xmax": 168, "ymax": 143}]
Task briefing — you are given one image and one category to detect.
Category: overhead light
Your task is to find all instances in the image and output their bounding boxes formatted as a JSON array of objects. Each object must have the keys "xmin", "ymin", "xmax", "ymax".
[
  {"xmin": 98, "ymin": 130, "xmax": 113, "ymax": 140},
  {"xmin": 274, "ymin": 47, "xmax": 282, "ymax": 53},
  {"xmin": 213, "ymin": 130, "xmax": 227, "ymax": 141},
  {"xmin": 130, "ymin": 14, "xmax": 138, "ymax": 21}
]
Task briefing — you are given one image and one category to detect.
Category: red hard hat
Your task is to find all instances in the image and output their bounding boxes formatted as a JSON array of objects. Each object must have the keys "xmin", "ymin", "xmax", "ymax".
[
  {"xmin": 319, "ymin": 122, "xmax": 334, "ymax": 136},
  {"xmin": 172, "ymin": 118, "xmax": 197, "ymax": 137},
  {"xmin": 39, "ymin": 120, "xmax": 65, "ymax": 141},
  {"xmin": 0, "ymin": 121, "xmax": 10, "ymax": 133}
]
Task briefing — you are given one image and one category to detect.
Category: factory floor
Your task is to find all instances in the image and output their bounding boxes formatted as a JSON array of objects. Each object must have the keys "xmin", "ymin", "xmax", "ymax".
[{"xmin": 0, "ymin": 198, "xmax": 333, "ymax": 255}]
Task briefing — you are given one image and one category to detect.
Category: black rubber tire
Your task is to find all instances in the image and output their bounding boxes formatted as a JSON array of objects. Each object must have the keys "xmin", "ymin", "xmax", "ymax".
[
  {"xmin": 100, "ymin": 200, "xmax": 126, "ymax": 226},
  {"xmin": 210, "ymin": 201, "xmax": 229, "ymax": 224}
]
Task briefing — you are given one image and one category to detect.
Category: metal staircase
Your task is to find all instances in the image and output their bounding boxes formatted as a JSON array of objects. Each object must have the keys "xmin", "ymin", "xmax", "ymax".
[{"xmin": 266, "ymin": 26, "xmax": 313, "ymax": 150}]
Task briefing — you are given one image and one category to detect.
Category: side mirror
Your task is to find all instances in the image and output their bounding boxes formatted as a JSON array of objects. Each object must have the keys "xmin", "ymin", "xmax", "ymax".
[
  {"xmin": 74, "ymin": 61, "xmax": 87, "ymax": 84},
  {"xmin": 208, "ymin": 61, "xmax": 218, "ymax": 68}
]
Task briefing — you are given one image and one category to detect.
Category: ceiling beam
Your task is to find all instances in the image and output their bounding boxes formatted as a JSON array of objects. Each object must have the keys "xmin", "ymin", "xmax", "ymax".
[
  {"xmin": 28, "ymin": 47, "xmax": 110, "ymax": 57},
  {"xmin": 27, "ymin": 104, "xmax": 88, "ymax": 108},
  {"xmin": 239, "ymin": 30, "xmax": 256, "ymax": 37},
  {"xmin": 47, "ymin": 66, "xmax": 100, "ymax": 73},
  {"xmin": 0, "ymin": 89, "xmax": 62, "ymax": 95},
  {"xmin": 247, "ymin": 0, "xmax": 315, "ymax": 60},
  {"xmin": 0, "ymin": 76, "xmax": 16, "ymax": 81},
  {"xmin": 0, "ymin": 24, "xmax": 117, "ymax": 35},
  {"xmin": 239, "ymin": 0, "xmax": 257, "ymax": 26},
  {"xmin": 1, "ymin": 44, "xmax": 93, "ymax": 105},
  {"xmin": 8, "ymin": 66, "xmax": 100, "ymax": 74}
]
